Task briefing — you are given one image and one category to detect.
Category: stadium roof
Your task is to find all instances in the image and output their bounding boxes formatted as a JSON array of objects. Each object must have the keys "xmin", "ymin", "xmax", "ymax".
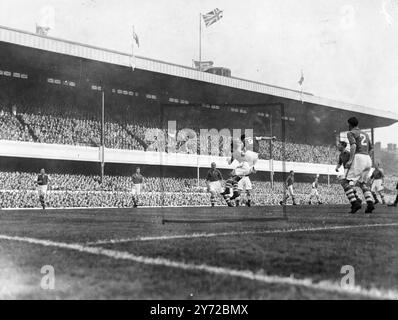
[{"xmin": 1, "ymin": 24, "xmax": 398, "ymax": 127}]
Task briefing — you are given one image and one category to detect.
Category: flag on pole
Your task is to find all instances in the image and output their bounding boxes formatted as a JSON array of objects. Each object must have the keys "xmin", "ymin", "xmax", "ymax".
[
  {"xmin": 133, "ymin": 29, "xmax": 140, "ymax": 47},
  {"xmin": 130, "ymin": 26, "xmax": 139, "ymax": 71},
  {"xmin": 298, "ymin": 70, "xmax": 304, "ymax": 104},
  {"xmin": 202, "ymin": 8, "xmax": 223, "ymax": 27},
  {"xmin": 298, "ymin": 70, "xmax": 304, "ymax": 86}
]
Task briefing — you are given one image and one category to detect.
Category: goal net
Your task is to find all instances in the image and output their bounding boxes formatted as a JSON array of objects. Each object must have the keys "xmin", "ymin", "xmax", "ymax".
[{"xmin": 155, "ymin": 100, "xmax": 289, "ymax": 224}]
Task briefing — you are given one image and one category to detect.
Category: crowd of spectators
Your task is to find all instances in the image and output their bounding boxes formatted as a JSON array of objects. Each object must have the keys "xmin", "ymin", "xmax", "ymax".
[
  {"xmin": 1, "ymin": 170, "xmax": 376, "ymax": 209},
  {"xmin": 383, "ymin": 175, "xmax": 398, "ymax": 193},
  {"xmin": 0, "ymin": 171, "xmax": 203, "ymax": 193},
  {"xmin": 258, "ymin": 141, "xmax": 339, "ymax": 164},
  {"xmin": 0, "ymin": 110, "xmax": 33, "ymax": 142},
  {"xmin": 0, "ymin": 89, "xmax": 342, "ymax": 164}
]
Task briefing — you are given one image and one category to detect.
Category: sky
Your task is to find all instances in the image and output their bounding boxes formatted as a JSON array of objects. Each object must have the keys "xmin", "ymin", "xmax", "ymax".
[{"xmin": 0, "ymin": 0, "xmax": 398, "ymax": 146}]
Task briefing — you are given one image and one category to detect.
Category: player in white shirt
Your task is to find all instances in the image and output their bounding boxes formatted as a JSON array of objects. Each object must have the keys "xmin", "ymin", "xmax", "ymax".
[
  {"xmin": 230, "ymin": 134, "xmax": 275, "ymax": 177},
  {"xmin": 228, "ymin": 134, "xmax": 275, "ymax": 206}
]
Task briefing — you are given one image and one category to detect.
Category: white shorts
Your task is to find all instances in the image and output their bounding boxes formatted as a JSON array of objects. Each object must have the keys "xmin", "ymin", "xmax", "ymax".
[
  {"xmin": 132, "ymin": 184, "xmax": 142, "ymax": 195},
  {"xmin": 208, "ymin": 181, "xmax": 223, "ymax": 193},
  {"xmin": 287, "ymin": 185, "xmax": 294, "ymax": 196},
  {"xmin": 238, "ymin": 176, "xmax": 252, "ymax": 191},
  {"xmin": 37, "ymin": 185, "xmax": 48, "ymax": 196},
  {"xmin": 310, "ymin": 189, "xmax": 319, "ymax": 197},
  {"xmin": 346, "ymin": 154, "xmax": 372, "ymax": 183},
  {"xmin": 337, "ymin": 168, "xmax": 348, "ymax": 181},
  {"xmin": 371, "ymin": 179, "xmax": 384, "ymax": 192}
]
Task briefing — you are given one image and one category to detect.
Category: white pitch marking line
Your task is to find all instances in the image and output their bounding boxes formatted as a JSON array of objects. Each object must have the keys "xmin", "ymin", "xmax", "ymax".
[
  {"xmin": 0, "ymin": 234, "xmax": 398, "ymax": 300},
  {"xmin": 85, "ymin": 222, "xmax": 398, "ymax": 245}
]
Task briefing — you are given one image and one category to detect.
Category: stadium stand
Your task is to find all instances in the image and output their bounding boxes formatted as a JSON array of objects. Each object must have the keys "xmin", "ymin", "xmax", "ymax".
[
  {"xmin": 383, "ymin": 175, "xmax": 398, "ymax": 193},
  {"xmin": 0, "ymin": 170, "xmax": 355, "ymax": 208},
  {"xmin": 0, "ymin": 110, "xmax": 33, "ymax": 142},
  {"xmin": 0, "ymin": 85, "xmax": 340, "ymax": 165}
]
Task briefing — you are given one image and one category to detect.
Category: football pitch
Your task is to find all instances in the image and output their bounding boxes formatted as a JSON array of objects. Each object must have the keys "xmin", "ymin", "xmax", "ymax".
[{"xmin": 0, "ymin": 205, "xmax": 398, "ymax": 300}]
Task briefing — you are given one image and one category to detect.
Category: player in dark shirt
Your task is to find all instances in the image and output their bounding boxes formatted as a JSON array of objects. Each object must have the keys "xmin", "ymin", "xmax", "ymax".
[
  {"xmin": 36, "ymin": 168, "xmax": 49, "ymax": 210},
  {"xmin": 343, "ymin": 117, "xmax": 375, "ymax": 214},
  {"xmin": 370, "ymin": 163, "xmax": 386, "ymax": 205},
  {"xmin": 336, "ymin": 141, "xmax": 350, "ymax": 170},
  {"xmin": 131, "ymin": 167, "xmax": 144, "ymax": 208},
  {"xmin": 206, "ymin": 163, "xmax": 223, "ymax": 182},
  {"xmin": 206, "ymin": 162, "xmax": 224, "ymax": 207},
  {"xmin": 280, "ymin": 171, "xmax": 297, "ymax": 206}
]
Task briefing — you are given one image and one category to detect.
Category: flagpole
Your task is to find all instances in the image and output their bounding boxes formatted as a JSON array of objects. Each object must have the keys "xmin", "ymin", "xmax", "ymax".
[
  {"xmin": 300, "ymin": 86, "xmax": 304, "ymax": 104},
  {"xmin": 299, "ymin": 69, "xmax": 304, "ymax": 104},
  {"xmin": 132, "ymin": 25, "xmax": 135, "ymax": 70},
  {"xmin": 199, "ymin": 13, "xmax": 202, "ymax": 71}
]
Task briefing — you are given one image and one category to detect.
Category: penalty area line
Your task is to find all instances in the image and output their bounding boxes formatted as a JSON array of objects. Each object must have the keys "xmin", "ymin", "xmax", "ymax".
[
  {"xmin": 85, "ymin": 222, "xmax": 398, "ymax": 245},
  {"xmin": 0, "ymin": 234, "xmax": 397, "ymax": 300}
]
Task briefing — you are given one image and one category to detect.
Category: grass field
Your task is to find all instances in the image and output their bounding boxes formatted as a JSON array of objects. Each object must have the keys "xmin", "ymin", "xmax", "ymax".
[{"xmin": 1, "ymin": 204, "xmax": 398, "ymax": 300}]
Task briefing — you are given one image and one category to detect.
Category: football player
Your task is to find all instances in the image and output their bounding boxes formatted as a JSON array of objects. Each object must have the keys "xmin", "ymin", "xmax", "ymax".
[
  {"xmin": 343, "ymin": 117, "xmax": 375, "ymax": 214},
  {"xmin": 335, "ymin": 141, "xmax": 360, "ymax": 206},
  {"xmin": 370, "ymin": 163, "xmax": 386, "ymax": 205},
  {"xmin": 308, "ymin": 175, "xmax": 322, "ymax": 205}
]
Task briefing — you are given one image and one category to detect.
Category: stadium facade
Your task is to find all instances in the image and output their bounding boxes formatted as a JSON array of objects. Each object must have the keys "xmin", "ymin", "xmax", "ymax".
[{"xmin": 1, "ymin": 24, "xmax": 398, "ymax": 179}]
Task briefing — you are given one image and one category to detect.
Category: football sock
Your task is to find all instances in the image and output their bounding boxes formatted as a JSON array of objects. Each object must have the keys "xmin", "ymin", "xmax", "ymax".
[
  {"xmin": 246, "ymin": 191, "xmax": 251, "ymax": 205},
  {"xmin": 342, "ymin": 180, "xmax": 358, "ymax": 204},
  {"xmin": 359, "ymin": 182, "xmax": 374, "ymax": 203}
]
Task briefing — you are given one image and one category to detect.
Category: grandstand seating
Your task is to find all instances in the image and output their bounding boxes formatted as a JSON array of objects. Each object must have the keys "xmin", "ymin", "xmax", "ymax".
[
  {"xmin": 383, "ymin": 175, "xmax": 398, "ymax": 192},
  {"xmin": 0, "ymin": 170, "xmax": 358, "ymax": 208},
  {"xmin": 0, "ymin": 110, "xmax": 33, "ymax": 142},
  {"xmin": 0, "ymin": 88, "xmax": 340, "ymax": 165},
  {"xmin": 2, "ymin": 169, "xmax": 397, "ymax": 209}
]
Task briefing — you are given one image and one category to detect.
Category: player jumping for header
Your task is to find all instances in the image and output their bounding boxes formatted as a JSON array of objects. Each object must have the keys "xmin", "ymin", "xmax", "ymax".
[
  {"xmin": 230, "ymin": 134, "xmax": 276, "ymax": 177},
  {"xmin": 223, "ymin": 134, "xmax": 275, "ymax": 206},
  {"xmin": 343, "ymin": 117, "xmax": 375, "ymax": 214}
]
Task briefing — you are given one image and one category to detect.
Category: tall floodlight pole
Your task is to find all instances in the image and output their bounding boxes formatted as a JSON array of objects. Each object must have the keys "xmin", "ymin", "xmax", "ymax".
[
  {"xmin": 269, "ymin": 113, "xmax": 274, "ymax": 189},
  {"xmin": 280, "ymin": 103, "xmax": 287, "ymax": 218},
  {"xmin": 371, "ymin": 128, "xmax": 375, "ymax": 165},
  {"xmin": 101, "ymin": 90, "xmax": 105, "ymax": 182},
  {"xmin": 199, "ymin": 13, "xmax": 202, "ymax": 70},
  {"xmin": 197, "ymin": 156, "xmax": 200, "ymax": 188}
]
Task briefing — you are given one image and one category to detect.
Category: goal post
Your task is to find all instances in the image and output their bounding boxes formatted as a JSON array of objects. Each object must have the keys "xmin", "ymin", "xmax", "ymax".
[{"xmin": 157, "ymin": 100, "xmax": 289, "ymax": 225}]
